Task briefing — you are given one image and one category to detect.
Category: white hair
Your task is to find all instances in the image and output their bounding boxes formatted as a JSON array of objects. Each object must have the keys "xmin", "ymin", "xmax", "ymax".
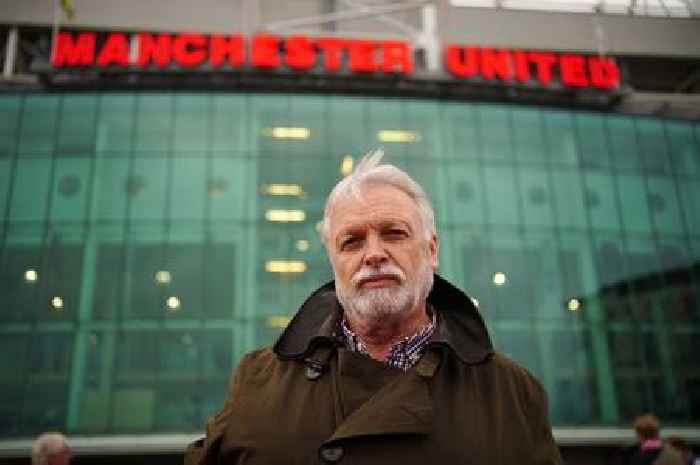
[
  {"xmin": 32, "ymin": 433, "xmax": 69, "ymax": 465},
  {"xmin": 320, "ymin": 149, "xmax": 436, "ymax": 245}
]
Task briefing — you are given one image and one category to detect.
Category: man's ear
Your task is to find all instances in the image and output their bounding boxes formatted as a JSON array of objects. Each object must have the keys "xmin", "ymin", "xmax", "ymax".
[{"xmin": 428, "ymin": 234, "xmax": 439, "ymax": 270}]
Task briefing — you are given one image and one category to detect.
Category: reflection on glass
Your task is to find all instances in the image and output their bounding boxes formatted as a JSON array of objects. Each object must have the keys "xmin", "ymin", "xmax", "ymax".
[
  {"xmin": 377, "ymin": 129, "xmax": 421, "ymax": 143},
  {"xmin": 265, "ymin": 260, "xmax": 307, "ymax": 273},
  {"xmin": 154, "ymin": 270, "xmax": 172, "ymax": 285},
  {"xmin": 493, "ymin": 271, "xmax": 507, "ymax": 286},
  {"xmin": 340, "ymin": 154, "xmax": 354, "ymax": 176},
  {"xmin": 262, "ymin": 127, "xmax": 311, "ymax": 139},
  {"xmin": 567, "ymin": 298, "xmax": 582, "ymax": 312},
  {"xmin": 24, "ymin": 269, "xmax": 38, "ymax": 283},
  {"xmin": 166, "ymin": 296, "xmax": 181, "ymax": 311},
  {"xmin": 265, "ymin": 209, "xmax": 306, "ymax": 222},
  {"xmin": 261, "ymin": 184, "xmax": 304, "ymax": 196},
  {"xmin": 266, "ymin": 315, "xmax": 293, "ymax": 329},
  {"xmin": 51, "ymin": 296, "xmax": 64, "ymax": 310}
]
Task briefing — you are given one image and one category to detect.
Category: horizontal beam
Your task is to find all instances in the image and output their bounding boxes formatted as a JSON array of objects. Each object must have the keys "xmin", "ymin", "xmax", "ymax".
[{"xmin": 3, "ymin": 428, "xmax": 700, "ymax": 457}]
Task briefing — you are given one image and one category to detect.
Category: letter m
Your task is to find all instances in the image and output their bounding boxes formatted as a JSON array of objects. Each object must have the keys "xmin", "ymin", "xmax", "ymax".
[{"xmin": 52, "ymin": 32, "xmax": 96, "ymax": 66}]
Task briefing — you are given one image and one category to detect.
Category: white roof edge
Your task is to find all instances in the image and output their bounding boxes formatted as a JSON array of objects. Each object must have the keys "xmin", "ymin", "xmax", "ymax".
[{"xmin": 2, "ymin": 428, "xmax": 700, "ymax": 457}]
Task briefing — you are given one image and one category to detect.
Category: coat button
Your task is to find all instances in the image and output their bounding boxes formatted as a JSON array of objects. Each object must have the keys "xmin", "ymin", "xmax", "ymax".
[
  {"xmin": 319, "ymin": 445, "xmax": 343, "ymax": 463},
  {"xmin": 305, "ymin": 362, "xmax": 323, "ymax": 380}
]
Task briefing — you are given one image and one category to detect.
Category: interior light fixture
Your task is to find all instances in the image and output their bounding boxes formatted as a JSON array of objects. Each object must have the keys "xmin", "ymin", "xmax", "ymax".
[
  {"xmin": 263, "ymin": 127, "xmax": 311, "ymax": 140},
  {"xmin": 567, "ymin": 298, "xmax": 582, "ymax": 312},
  {"xmin": 340, "ymin": 155, "xmax": 354, "ymax": 176},
  {"xmin": 51, "ymin": 296, "xmax": 64, "ymax": 310},
  {"xmin": 262, "ymin": 184, "xmax": 304, "ymax": 196},
  {"xmin": 265, "ymin": 209, "xmax": 306, "ymax": 222},
  {"xmin": 493, "ymin": 272, "xmax": 507, "ymax": 286},
  {"xmin": 295, "ymin": 239, "xmax": 310, "ymax": 252},
  {"xmin": 265, "ymin": 260, "xmax": 307, "ymax": 273},
  {"xmin": 166, "ymin": 296, "xmax": 181, "ymax": 311},
  {"xmin": 154, "ymin": 270, "xmax": 172, "ymax": 285},
  {"xmin": 266, "ymin": 315, "xmax": 294, "ymax": 329},
  {"xmin": 377, "ymin": 130, "xmax": 421, "ymax": 143},
  {"xmin": 24, "ymin": 269, "xmax": 38, "ymax": 283}
]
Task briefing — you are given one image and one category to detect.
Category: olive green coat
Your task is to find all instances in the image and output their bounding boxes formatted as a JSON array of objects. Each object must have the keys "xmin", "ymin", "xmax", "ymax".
[{"xmin": 185, "ymin": 275, "xmax": 563, "ymax": 465}]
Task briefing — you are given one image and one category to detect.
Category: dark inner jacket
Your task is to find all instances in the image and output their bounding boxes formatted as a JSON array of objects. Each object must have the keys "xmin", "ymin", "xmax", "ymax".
[{"xmin": 185, "ymin": 274, "xmax": 563, "ymax": 465}]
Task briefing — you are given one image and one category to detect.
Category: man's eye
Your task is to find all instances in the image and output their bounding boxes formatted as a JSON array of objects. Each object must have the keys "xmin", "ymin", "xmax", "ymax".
[
  {"xmin": 384, "ymin": 229, "xmax": 407, "ymax": 239},
  {"xmin": 341, "ymin": 237, "xmax": 362, "ymax": 250}
]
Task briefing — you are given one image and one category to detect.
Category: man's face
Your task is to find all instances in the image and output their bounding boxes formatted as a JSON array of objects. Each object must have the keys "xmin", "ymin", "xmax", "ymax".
[{"xmin": 326, "ymin": 183, "xmax": 438, "ymax": 320}]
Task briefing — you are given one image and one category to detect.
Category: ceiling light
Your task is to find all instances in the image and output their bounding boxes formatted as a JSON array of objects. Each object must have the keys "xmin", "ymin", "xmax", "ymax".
[
  {"xmin": 295, "ymin": 239, "xmax": 310, "ymax": 252},
  {"xmin": 24, "ymin": 269, "xmax": 38, "ymax": 283},
  {"xmin": 265, "ymin": 209, "xmax": 306, "ymax": 222},
  {"xmin": 263, "ymin": 127, "xmax": 311, "ymax": 140},
  {"xmin": 51, "ymin": 296, "xmax": 64, "ymax": 310},
  {"xmin": 340, "ymin": 154, "xmax": 354, "ymax": 176},
  {"xmin": 265, "ymin": 260, "xmax": 307, "ymax": 273},
  {"xmin": 377, "ymin": 130, "xmax": 421, "ymax": 143},
  {"xmin": 266, "ymin": 315, "xmax": 293, "ymax": 329},
  {"xmin": 567, "ymin": 298, "xmax": 582, "ymax": 312},
  {"xmin": 493, "ymin": 272, "xmax": 506, "ymax": 286},
  {"xmin": 262, "ymin": 184, "xmax": 304, "ymax": 196},
  {"xmin": 166, "ymin": 296, "xmax": 181, "ymax": 311},
  {"xmin": 154, "ymin": 270, "xmax": 172, "ymax": 285}
]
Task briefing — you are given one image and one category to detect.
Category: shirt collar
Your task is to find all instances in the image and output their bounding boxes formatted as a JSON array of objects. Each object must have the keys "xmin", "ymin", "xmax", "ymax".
[{"xmin": 340, "ymin": 309, "xmax": 437, "ymax": 370}]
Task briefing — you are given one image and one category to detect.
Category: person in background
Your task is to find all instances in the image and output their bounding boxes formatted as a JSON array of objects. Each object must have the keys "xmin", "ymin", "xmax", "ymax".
[
  {"xmin": 31, "ymin": 433, "xmax": 71, "ymax": 465},
  {"xmin": 625, "ymin": 413, "xmax": 683, "ymax": 465},
  {"xmin": 667, "ymin": 437, "xmax": 699, "ymax": 465}
]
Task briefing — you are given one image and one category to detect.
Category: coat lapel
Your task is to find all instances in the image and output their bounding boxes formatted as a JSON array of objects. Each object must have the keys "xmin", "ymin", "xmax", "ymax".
[{"xmin": 328, "ymin": 350, "xmax": 435, "ymax": 442}]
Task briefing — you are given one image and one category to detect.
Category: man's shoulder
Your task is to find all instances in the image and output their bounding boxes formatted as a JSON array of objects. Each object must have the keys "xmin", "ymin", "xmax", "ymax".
[
  {"xmin": 475, "ymin": 351, "xmax": 547, "ymax": 400},
  {"xmin": 236, "ymin": 346, "xmax": 278, "ymax": 373}
]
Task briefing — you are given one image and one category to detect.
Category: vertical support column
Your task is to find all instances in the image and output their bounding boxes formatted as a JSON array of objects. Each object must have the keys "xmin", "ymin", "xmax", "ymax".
[
  {"xmin": 579, "ymin": 248, "xmax": 619, "ymax": 423},
  {"xmin": 66, "ymin": 235, "xmax": 98, "ymax": 430},
  {"xmin": 3, "ymin": 27, "xmax": 18, "ymax": 79},
  {"xmin": 234, "ymin": 95, "xmax": 259, "ymax": 361},
  {"xmin": 433, "ymin": 106, "xmax": 460, "ymax": 281},
  {"xmin": 651, "ymin": 293, "xmax": 682, "ymax": 411},
  {"xmin": 417, "ymin": 4, "xmax": 440, "ymax": 72},
  {"xmin": 66, "ymin": 98, "xmax": 105, "ymax": 431}
]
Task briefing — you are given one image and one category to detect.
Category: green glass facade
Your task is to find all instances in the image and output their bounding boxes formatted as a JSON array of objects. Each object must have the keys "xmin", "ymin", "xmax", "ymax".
[{"xmin": 0, "ymin": 92, "xmax": 699, "ymax": 437}]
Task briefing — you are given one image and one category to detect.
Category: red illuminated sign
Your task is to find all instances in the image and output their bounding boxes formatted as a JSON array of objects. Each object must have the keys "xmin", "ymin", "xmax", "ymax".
[
  {"xmin": 52, "ymin": 32, "xmax": 414, "ymax": 75},
  {"xmin": 51, "ymin": 31, "xmax": 620, "ymax": 90},
  {"xmin": 445, "ymin": 45, "xmax": 619, "ymax": 90}
]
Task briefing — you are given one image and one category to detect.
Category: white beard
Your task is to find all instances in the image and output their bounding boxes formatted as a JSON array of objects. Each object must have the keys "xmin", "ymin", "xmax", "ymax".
[{"xmin": 336, "ymin": 260, "xmax": 434, "ymax": 323}]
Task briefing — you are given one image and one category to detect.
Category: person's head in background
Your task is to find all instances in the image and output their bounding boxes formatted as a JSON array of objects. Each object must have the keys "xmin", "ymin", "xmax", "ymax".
[
  {"xmin": 633, "ymin": 413, "xmax": 661, "ymax": 442},
  {"xmin": 32, "ymin": 433, "xmax": 71, "ymax": 465}
]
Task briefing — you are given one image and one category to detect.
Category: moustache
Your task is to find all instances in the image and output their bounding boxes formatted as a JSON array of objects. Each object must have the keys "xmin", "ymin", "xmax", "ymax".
[{"xmin": 351, "ymin": 264, "xmax": 405, "ymax": 287}]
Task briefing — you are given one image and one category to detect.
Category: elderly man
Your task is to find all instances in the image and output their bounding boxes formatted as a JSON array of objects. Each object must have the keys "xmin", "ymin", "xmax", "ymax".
[{"xmin": 186, "ymin": 151, "xmax": 562, "ymax": 465}]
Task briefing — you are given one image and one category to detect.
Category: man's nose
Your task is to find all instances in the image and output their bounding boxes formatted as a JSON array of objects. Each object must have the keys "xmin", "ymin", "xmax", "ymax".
[{"xmin": 363, "ymin": 235, "xmax": 388, "ymax": 267}]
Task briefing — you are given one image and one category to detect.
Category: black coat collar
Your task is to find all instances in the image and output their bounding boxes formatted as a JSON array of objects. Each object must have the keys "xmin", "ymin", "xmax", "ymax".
[{"xmin": 273, "ymin": 274, "xmax": 494, "ymax": 365}]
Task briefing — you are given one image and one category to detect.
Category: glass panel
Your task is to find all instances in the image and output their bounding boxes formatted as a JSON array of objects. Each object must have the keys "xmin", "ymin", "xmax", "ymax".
[
  {"xmin": 666, "ymin": 120, "xmax": 700, "ymax": 176},
  {"xmin": 174, "ymin": 94, "xmax": 210, "ymax": 155},
  {"xmin": 56, "ymin": 95, "xmax": 97, "ymax": 155},
  {"xmin": 9, "ymin": 158, "xmax": 52, "ymax": 221},
  {"xmin": 18, "ymin": 96, "xmax": 59, "ymax": 154},
  {"xmin": 616, "ymin": 174, "xmax": 653, "ymax": 234},
  {"xmin": 134, "ymin": 95, "xmax": 174, "ymax": 153},
  {"xmin": 0, "ymin": 96, "xmax": 21, "ymax": 157},
  {"xmin": 0, "ymin": 92, "xmax": 699, "ymax": 436},
  {"xmin": 50, "ymin": 158, "xmax": 92, "ymax": 222}
]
